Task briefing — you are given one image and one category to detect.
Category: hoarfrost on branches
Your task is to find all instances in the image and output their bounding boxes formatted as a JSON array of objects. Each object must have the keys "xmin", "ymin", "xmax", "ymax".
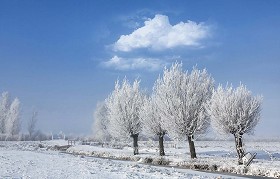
[
  {"xmin": 106, "ymin": 78, "xmax": 144, "ymax": 154},
  {"xmin": 140, "ymin": 95, "xmax": 167, "ymax": 155},
  {"xmin": 27, "ymin": 110, "xmax": 38, "ymax": 140},
  {"xmin": 0, "ymin": 92, "xmax": 10, "ymax": 134},
  {"xmin": 92, "ymin": 102, "xmax": 111, "ymax": 142},
  {"xmin": 0, "ymin": 92, "xmax": 21, "ymax": 140},
  {"xmin": 5, "ymin": 98, "xmax": 21, "ymax": 136},
  {"xmin": 210, "ymin": 84, "xmax": 262, "ymax": 135},
  {"xmin": 140, "ymin": 96, "xmax": 166, "ymax": 137},
  {"xmin": 209, "ymin": 83, "xmax": 262, "ymax": 164},
  {"xmin": 154, "ymin": 62, "xmax": 214, "ymax": 158}
]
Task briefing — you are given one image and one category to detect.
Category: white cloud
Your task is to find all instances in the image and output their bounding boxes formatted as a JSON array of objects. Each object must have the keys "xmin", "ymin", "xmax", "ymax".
[
  {"xmin": 114, "ymin": 14, "xmax": 210, "ymax": 52},
  {"xmin": 102, "ymin": 56, "xmax": 166, "ymax": 71}
]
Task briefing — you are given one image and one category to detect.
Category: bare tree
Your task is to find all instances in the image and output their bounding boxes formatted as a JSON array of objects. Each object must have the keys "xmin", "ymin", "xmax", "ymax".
[
  {"xmin": 209, "ymin": 84, "xmax": 262, "ymax": 164},
  {"xmin": 140, "ymin": 95, "xmax": 167, "ymax": 156},
  {"xmin": 92, "ymin": 102, "xmax": 111, "ymax": 142},
  {"xmin": 0, "ymin": 92, "xmax": 11, "ymax": 134},
  {"xmin": 6, "ymin": 98, "xmax": 21, "ymax": 136},
  {"xmin": 27, "ymin": 110, "xmax": 38, "ymax": 140},
  {"xmin": 106, "ymin": 78, "xmax": 144, "ymax": 155},
  {"xmin": 154, "ymin": 62, "xmax": 214, "ymax": 158}
]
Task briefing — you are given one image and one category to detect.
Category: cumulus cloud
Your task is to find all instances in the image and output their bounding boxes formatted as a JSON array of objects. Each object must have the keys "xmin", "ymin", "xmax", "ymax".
[
  {"xmin": 114, "ymin": 14, "xmax": 210, "ymax": 52},
  {"xmin": 102, "ymin": 56, "xmax": 166, "ymax": 71}
]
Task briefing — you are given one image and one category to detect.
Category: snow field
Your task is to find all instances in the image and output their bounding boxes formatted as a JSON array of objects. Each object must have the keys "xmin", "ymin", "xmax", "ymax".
[
  {"xmin": 0, "ymin": 141, "xmax": 246, "ymax": 179},
  {"xmin": 67, "ymin": 140, "xmax": 280, "ymax": 178},
  {"xmin": 0, "ymin": 140, "xmax": 279, "ymax": 178}
]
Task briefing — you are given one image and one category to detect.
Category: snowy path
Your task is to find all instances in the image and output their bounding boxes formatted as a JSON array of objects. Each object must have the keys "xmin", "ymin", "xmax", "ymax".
[{"xmin": 0, "ymin": 149, "xmax": 248, "ymax": 179}]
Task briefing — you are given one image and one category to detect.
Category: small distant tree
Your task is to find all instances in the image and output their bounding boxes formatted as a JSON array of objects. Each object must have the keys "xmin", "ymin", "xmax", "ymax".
[
  {"xmin": 0, "ymin": 92, "xmax": 11, "ymax": 134},
  {"xmin": 58, "ymin": 131, "xmax": 65, "ymax": 140},
  {"xmin": 209, "ymin": 84, "xmax": 262, "ymax": 164},
  {"xmin": 27, "ymin": 110, "xmax": 38, "ymax": 140},
  {"xmin": 140, "ymin": 96, "xmax": 167, "ymax": 156},
  {"xmin": 106, "ymin": 78, "xmax": 144, "ymax": 155},
  {"xmin": 154, "ymin": 62, "xmax": 214, "ymax": 159},
  {"xmin": 92, "ymin": 102, "xmax": 111, "ymax": 142},
  {"xmin": 6, "ymin": 98, "xmax": 21, "ymax": 136}
]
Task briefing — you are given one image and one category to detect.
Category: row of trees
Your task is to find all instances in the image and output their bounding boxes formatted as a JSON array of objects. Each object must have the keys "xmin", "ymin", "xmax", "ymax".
[
  {"xmin": 0, "ymin": 92, "xmax": 21, "ymax": 139},
  {"xmin": 93, "ymin": 62, "xmax": 262, "ymax": 165},
  {"xmin": 0, "ymin": 91, "xmax": 40, "ymax": 141}
]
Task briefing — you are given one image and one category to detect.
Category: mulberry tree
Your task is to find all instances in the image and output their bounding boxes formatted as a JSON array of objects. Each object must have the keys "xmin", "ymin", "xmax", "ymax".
[
  {"xmin": 209, "ymin": 84, "xmax": 262, "ymax": 164},
  {"xmin": 6, "ymin": 97, "xmax": 21, "ymax": 136},
  {"xmin": 106, "ymin": 78, "xmax": 144, "ymax": 155},
  {"xmin": 27, "ymin": 110, "xmax": 38, "ymax": 140},
  {"xmin": 92, "ymin": 102, "xmax": 111, "ymax": 142},
  {"xmin": 0, "ymin": 92, "xmax": 10, "ymax": 134},
  {"xmin": 140, "ymin": 95, "xmax": 167, "ymax": 156},
  {"xmin": 154, "ymin": 62, "xmax": 214, "ymax": 159},
  {"xmin": 0, "ymin": 92, "xmax": 21, "ymax": 139}
]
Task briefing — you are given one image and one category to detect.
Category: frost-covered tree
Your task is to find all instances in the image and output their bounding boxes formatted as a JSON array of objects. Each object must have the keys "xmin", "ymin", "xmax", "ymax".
[
  {"xmin": 6, "ymin": 98, "xmax": 21, "ymax": 136},
  {"xmin": 0, "ymin": 92, "xmax": 11, "ymax": 134},
  {"xmin": 140, "ymin": 95, "xmax": 167, "ymax": 156},
  {"xmin": 106, "ymin": 78, "xmax": 144, "ymax": 155},
  {"xmin": 209, "ymin": 84, "xmax": 262, "ymax": 164},
  {"xmin": 92, "ymin": 102, "xmax": 111, "ymax": 142},
  {"xmin": 154, "ymin": 62, "xmax": 214, "ymax": 158},
  {"xmin": 27, "ymin": 110, "xmax": 38, "ymax": 140}
]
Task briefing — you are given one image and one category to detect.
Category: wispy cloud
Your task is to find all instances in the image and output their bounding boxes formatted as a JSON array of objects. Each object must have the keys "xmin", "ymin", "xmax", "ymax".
[
  {"xmin": 114, "ymin": 14, "xmax": 211, "ymax": 52},
  {"xmin": 102, "ymin": 56, "xmax": 167, "ymax": 71}
]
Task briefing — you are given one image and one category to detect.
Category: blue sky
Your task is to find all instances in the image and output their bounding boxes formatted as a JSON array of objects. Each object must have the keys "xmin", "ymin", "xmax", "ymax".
[{"xmin": 0, "ymin": 0, "xmax": 279, "ymax": 136}]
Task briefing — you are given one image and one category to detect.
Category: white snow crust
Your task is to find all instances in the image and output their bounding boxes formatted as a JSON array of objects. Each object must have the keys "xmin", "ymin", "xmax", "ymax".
[{"xmin": 0, "ymin": 140, "xmax": 279, "ymax": 178}]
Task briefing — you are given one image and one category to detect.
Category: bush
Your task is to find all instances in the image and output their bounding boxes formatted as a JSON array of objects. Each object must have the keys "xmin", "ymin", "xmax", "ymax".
[
  {"xmin": 143, "ymin": 157, "xmax": 153, "ymax": 164},
  {"xmin": 152, "ymin": 157, "xmax": 170, "ymax": 165}
]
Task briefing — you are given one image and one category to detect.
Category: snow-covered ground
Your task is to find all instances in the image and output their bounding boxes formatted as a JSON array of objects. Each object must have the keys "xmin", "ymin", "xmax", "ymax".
[
  {"xmin": 0, "ymin": 140, "xmax": 279, "ymax": 178},
  {"xmin": 66, "ymin": 140, "xmax": 280, "ymax": 178}
]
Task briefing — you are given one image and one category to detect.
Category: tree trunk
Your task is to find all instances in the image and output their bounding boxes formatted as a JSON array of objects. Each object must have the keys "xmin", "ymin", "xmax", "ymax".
[
  {"xmin": 131, "ymin": 134, "xmax": 139, "ymax": 155},
  {"xmin": 158, "ymin": 135, "xmax": 165, "ymax": 156},
  {"xmin": 234, "ymin": 133, "xmax": 245, "ymax": 165},
  {"xmin": 187, "ymin": 135, "xmax": 197, "ymax": 159}
]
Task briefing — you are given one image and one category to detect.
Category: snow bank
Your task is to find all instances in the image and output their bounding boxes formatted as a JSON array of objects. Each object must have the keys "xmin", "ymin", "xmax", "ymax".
[
  {"xmin": 1, "ymin": 140, "xmax": 278, "ymax": 178},
  {"xmin": 65, "ymin": 141, "xmax": 280, "ymax": 178},
  {"xmin": 1, "ymin": 141, "xmax": 244, "ymax": 179}
]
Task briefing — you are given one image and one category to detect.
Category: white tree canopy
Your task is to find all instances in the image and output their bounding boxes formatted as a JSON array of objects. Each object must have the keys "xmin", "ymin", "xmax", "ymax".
[
  {"xmin": 154, "ymin": 62, "xmax": 214, "ymax": 140},
  {"xmin": 27, "ymin": 110, "xmax": 38, "ymax": 139},
  {"xmin": 106, "ymin": 78, "xmax": 144, "ymax": 140},
  {"xmin": 6, "ymin": 97, "xmax": 21, "ymax": 136},
  {"xmin": 0, "ymin": 92, "xmax": 11, "ymax": 134},
  {"xmin": 209, "ymin": 84, "xmax": 262, "ymax": 136},
  {"xmin": 139, "ymin": 95, "xmax": 166, "ymax": 137},
  {"xmin": 92, "ymin": 102, "xmax": 111, "ymax": 142}
]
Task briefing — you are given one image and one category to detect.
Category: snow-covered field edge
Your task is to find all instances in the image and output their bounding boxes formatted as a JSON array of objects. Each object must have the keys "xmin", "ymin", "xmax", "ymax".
[
  {"xmin": 1, "ymin": 140, "xmax": 279, "ymax": 178},
  {"xmin": 65, "ymin": 142, "xmax": 280, "ymax": 178}
]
